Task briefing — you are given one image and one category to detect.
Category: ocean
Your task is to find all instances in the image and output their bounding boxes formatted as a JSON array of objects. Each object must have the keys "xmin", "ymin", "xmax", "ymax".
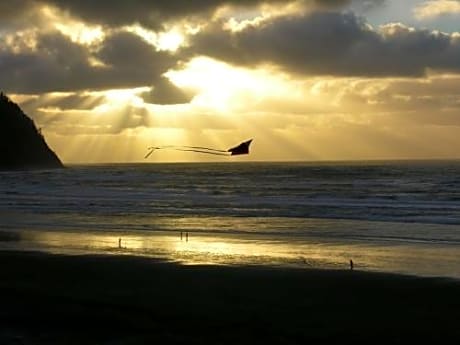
[{"xmin": 1, "ymin": 161, "xmax": 460, "ymax": 278}]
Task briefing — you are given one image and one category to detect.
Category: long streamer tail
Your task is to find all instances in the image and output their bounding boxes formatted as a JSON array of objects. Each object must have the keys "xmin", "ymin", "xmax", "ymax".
[
  {"xmin": 165, "ymin": 145, "xmax": 228, "ymax": 153},
  {"xmin": 173, "ymin": 148, "xmax": 230, "ymax": 156},
  {"xmin": 145, "ymin": 145, "xmax": 230, "ymax": 158}
]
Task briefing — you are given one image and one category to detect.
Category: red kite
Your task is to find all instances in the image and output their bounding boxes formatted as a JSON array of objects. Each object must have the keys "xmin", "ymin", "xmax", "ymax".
[{"xmin": 145, "ymin": 139, "xmax": 253, "ymax": 158}]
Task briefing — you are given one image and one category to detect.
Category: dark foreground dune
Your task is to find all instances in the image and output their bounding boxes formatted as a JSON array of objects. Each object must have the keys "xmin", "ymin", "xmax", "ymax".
[{"xmin": 1, "ymin": 251, "xmax": 459, "ymax": 344}]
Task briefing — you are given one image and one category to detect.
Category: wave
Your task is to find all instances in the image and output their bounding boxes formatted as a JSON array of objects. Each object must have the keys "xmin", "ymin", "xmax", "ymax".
[{"xmin": 2, "ymin": 161, "xmax": 460, "ymax": 227}]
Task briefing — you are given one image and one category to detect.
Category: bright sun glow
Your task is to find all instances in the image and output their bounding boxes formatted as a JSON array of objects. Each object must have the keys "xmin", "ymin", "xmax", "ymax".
[
  {"xmin": 125, "ymin": 25, "xmax": 185, "ymax": 51},
  {"xmin": 157, "ymin": 31, "xmax": 185, "ymax": 51},
  {"xmin": 100, "ymin": 87, "xmax": 149, "ymax": 106},
  {"xmin": 167, "ymin": 57, "xmax": 295, "ymax": 112}
]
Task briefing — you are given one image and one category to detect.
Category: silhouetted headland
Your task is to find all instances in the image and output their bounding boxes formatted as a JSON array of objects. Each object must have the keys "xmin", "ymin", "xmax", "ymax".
[{"xmin": 0, "ymin": 92, "xmax": 63, "ymax": 170}]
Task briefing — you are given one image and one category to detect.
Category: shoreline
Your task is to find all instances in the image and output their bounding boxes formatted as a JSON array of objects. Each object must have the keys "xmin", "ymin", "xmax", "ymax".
[
  {"xmin": 1, "ymin": 250, "xmax": 459, "ymax": 344},
  {"xmin": 2, "ymin": 226, "xmax": 460, "ymax": 280}
]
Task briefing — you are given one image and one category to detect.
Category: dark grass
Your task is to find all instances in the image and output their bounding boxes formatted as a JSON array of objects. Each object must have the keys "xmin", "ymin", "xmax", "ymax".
[{"xmin": 1, "ymin": 251, "xmax": 459, "ymax": 344}]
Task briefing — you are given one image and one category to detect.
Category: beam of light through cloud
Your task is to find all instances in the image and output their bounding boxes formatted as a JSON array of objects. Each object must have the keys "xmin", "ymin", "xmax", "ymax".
[
  {"xmin": 3, "ymin": 0, "xmax": 460, "ymax": 163},
  {"xmin": 166, "ymin": 57, "xmax": 297, "ymax": 113}
]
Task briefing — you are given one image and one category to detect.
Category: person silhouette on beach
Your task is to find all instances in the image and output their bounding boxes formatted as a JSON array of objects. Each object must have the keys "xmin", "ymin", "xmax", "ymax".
[
  {"xmin": 118, "ymin": 238, "xmax": 122, "ymax": 249},
  {"xmin": 350, "ymin": 259, "xmax": 354, "ymax": 271}
]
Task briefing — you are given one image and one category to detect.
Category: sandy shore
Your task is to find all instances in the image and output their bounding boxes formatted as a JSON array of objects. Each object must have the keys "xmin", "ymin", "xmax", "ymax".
[{"xmin": 1, "ymin": 250, "xmax": 459, "ymax": 344}]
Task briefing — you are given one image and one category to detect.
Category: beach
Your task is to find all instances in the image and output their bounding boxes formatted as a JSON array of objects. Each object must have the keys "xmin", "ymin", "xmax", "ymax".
[
  {"xmin": 1, "ymin": 250, "xmax": 459, "ymax": 344},
  {"xmin": 2, "ymin": 162, "xmax": 460, "ymax": 343},
  {"xmin": 2, "ymin": 162, "xmax": 460, "ymax": 279}
]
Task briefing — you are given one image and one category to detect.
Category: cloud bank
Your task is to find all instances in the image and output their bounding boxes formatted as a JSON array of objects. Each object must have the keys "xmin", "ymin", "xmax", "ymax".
[
  {"xmin": 190, "ymin": 11, "xmax": 460, "ymax": 77},
  {"xmin": 414, "ymin": 0, "xmax": 460, "ymax": 19}
]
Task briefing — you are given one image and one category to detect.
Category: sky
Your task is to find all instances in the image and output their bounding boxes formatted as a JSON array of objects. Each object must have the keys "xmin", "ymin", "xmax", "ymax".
[{"xmin": 1, "ymin": 0, "xmax": 460, "ymax": 163}]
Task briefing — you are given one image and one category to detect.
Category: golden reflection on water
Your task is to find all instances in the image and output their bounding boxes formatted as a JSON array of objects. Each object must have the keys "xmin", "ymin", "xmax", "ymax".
[
  {"xmin": 8, "ymin": 230, "xmax": 460, "ymax": 277},
  {"xmin": 18, "ymin": 230, "xmax": 337, "ymax": 265},
  {"xmin": 19, "ymin": 230, "xmax": 300, "ymax": 263}
]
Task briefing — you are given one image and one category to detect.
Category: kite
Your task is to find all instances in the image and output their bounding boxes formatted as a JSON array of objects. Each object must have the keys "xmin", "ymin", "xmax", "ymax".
[{"xmin": 144, "ymin": 139, "xmax": 253, "ymax": 159}]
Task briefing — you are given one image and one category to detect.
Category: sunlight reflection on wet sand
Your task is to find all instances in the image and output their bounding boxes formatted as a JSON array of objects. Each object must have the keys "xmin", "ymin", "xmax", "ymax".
[{"xmin": 2, "ymin": 229, "xmax": 459, "ymax": 278}]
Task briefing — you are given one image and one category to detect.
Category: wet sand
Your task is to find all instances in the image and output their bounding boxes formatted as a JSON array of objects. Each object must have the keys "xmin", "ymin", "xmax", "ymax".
[{"xmin": 1, "ymin": 250, "xmax": 459, "ymax": 344}]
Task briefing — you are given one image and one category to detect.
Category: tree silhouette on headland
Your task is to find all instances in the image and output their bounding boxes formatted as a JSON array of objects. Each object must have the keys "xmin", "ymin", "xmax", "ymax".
[{"xmin": 0, "ymin": 92, "xmax": 63, "ymax": 170}]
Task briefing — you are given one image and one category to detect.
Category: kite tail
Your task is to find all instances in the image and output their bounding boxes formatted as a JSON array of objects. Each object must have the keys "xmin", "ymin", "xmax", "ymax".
[
  {"xmin": 145, "ymin": 145, "xmax": 230, "ymax": 158},
  {"xmin": 156, "ymin": 145, "xmax": 228, "ymax": 153},
  {"xmin": 173, "ymin": 148, "xmax": 230, "ymax": 156}
]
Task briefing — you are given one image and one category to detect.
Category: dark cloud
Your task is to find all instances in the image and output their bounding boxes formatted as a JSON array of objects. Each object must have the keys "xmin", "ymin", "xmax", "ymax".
[
  {"xmin": 0, "ymin": 0, "xmax": 383, "ymax": 31},
  {"xmin": 0, "ymin": 0, "xmax": 38, "ymax": 28},
  {"xmin": 0, "ymin": 1, "xmax": 30, "ymax": 19},
  {"xmin": 313, "ymin": 0, "xmax": 350, "ymax": 9},
  {"xmin": 321, "ymin": 0, "xmax": 390, "ymax": 14},
  {"xmin": 189, "ymin": 11, "xmax": 460, "ymax": 77},
  {"xmin": 0, "ymin": 0, "xmax": 353, "ymax": 31},
  {"xmin": 96, "ymin": 31, "xmax": 177, "ymax": 83},
  {"xmin": 350, "ymin": 0, "xmax": 387, "ymax": 11},
  {"xmin": 39, "ymin": 0, "xmax": 293, "ymax": 29},
  {"xmin": 0, "ymin": 30, "xmax": 182, "ymax": 96},
  {"xmin": 0, "ymin": 32, "xmax": 97, "ymax": 93},
  {"xmin": 141, "ymin": 77, "xmax": 195, "ymax": 105}
]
